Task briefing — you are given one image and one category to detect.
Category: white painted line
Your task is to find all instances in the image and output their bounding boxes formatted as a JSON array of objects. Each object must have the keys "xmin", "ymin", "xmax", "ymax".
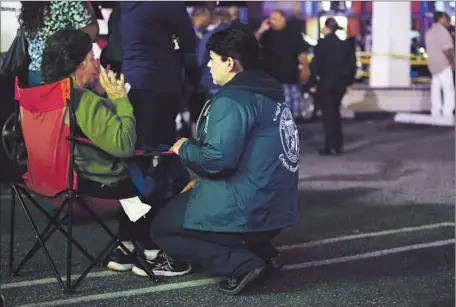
[
  {"xmin": 3, "ymin": 222, "xmax": 454, "ymax": 290},
  {"xmin": 1, "ymin": 270, "xmax": 116, "ymax": 289},
  {"xmin": 278, "ymin": 222, "xmax": 455, "ymax": 251},
  {"xmin": 283, "ymin": 238, "xmax": 455, "ymax": 270},
  {"xmin": 14, "ymin": 239, "xmax": 455, "ymax": 307},
  {"xmin": 15, "ymin": 277, "xmax": 222, "ymax": 307}
]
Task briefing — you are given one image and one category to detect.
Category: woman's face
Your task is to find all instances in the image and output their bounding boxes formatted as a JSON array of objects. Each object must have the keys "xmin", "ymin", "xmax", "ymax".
[
  {"xmin": 321, "ymin": 26, "xmax": 332, "ymax": 36},
  {"xmin": 75, "ymin": 50, "xmax": 98, "ymax": 87}
]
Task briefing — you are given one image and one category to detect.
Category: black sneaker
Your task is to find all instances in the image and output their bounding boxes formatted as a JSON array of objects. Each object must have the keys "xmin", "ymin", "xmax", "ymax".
[
  {"xmin": 250, "ymin": 243, "xmax": 283, "ymax": 272},
  {"xmin": 132, "ymin": 251, "xmax": 192, "ymax": 277},
  {"xmin": 218, "ymin": 267, "xmax": 265, "ymax": 295},
  {"xmin": 106, "ymin": 246, "xmax": 137, "ymax": 272}
]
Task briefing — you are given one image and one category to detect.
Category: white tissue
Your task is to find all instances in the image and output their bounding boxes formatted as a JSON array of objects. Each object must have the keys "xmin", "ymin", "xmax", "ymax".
[{"xmin": 119, "ymin": 197, "xmax": 151, "ymax": 222}]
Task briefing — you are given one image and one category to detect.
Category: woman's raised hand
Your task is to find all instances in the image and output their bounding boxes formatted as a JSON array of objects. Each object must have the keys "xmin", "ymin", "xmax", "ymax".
[{"xmin": 99, "ymin": 70, "xmax": 127, "ymax": 100}]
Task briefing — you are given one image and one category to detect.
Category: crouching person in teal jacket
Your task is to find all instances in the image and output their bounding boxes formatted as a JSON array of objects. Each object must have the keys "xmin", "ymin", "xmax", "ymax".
[{"xmin": 151, "ymin": 27, "xmax": 300, "ymax": 295}]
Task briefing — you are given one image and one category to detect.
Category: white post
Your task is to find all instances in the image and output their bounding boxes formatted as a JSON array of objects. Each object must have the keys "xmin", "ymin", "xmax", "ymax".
[{"xmin": 369, "ymin": 2, "xmax": 411, "ymax": 88}]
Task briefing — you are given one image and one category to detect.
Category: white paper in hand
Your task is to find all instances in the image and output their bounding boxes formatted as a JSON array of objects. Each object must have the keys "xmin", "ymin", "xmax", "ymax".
[
  {"xmin": 119, "ymin": 197, "xmax": 151, "ymax": 222},
  {"xmin": 116, "ymin": 80, "xmax": 131, "ymax": 94},
  {"xmin": 125, "ymin": 82, "xmax": 131, "ymax": 94}
]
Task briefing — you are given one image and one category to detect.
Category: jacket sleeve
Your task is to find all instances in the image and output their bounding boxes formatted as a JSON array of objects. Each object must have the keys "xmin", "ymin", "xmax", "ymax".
[
  {"xmin": 75, "ymin": 90, "xmax": 137, "ymax": 158},
  {"xmin": 307, "ymin": 41, "xmax": 324, "ymax": 88},
  {"xmin": 178, "ymin": 96, "xmax": 253, "ymax": 178}
]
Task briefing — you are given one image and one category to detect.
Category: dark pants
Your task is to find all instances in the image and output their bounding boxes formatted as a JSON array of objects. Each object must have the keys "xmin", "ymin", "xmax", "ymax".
[
  {"xmin": 128, "ymin": 90, "xmax": 180, "ymax": 148},
  {"xmin": 116, "ymin": 207, "xmax": 159, "ymax": 249},
  {"xmin": 318, "ymin": 86, "xmax": 346, "ymax": 150},
  {"xmin": 151, "ymin": 191, "xmax": 281, "ymax": 278},
  {"xmin": 79, "ymin": 178, "xmax": 159, "ymax": 249}
]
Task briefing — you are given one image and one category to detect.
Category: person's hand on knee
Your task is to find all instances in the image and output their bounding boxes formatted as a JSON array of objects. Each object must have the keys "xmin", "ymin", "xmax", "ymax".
[
  {"xmin": 170, "ymin": 137, "xmax": 188, "ymax": 154},
  {"xmin": 180, "ymin": 178, "xmax": 195, "ymax": 194}
]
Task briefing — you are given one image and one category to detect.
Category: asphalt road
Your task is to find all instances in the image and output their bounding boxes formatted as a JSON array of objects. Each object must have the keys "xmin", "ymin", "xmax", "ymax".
[{"xmin": 0, "ymin": 117, "xmax": 454, "ymax": 307}]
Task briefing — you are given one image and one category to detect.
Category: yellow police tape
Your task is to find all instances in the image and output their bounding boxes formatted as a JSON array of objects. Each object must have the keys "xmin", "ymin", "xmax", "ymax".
[
  {"xmin": 356, "ymin": 52, "xmax": 428, "ymax": 66},
  {"xmin": 307, "ymin": 52, "xmax": 428, "ymax": 66},
  {"xmin": 306, "ymin": 51, "xmax": 430, "ymax": 83},
  {"xmin": 356, "ymin": 51, "xmax": 422, "ymax": 59}
]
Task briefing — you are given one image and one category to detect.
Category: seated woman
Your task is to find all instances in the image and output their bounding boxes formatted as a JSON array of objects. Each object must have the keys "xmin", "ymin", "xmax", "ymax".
[{"xmin": 40, "ymin": 28, "xmax": 191, "ymax": 277}]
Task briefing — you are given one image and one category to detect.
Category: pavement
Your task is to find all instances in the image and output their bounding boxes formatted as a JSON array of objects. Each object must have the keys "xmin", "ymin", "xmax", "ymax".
[{"xmin": 0, "ymin": 117, "xmax": 455, "ymax": 307}]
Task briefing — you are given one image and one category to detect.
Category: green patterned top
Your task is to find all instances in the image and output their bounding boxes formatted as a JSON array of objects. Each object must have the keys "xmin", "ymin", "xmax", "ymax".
[{"xmin": 25, "ymin": 1, "xmax": 92, "ymax": 71}]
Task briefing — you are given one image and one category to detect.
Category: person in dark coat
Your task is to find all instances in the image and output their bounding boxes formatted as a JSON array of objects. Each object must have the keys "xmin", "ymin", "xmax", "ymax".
[
  {"xmin": 119, "ymin": 2, "xmax": 197, "ymax": 149},
  {"xmin": 255, "ymin": 10, "xmax": 310, "ymax": 120},
  {"xmin": 151, "ymin": 27, "xmax": 300, "ymax": 295},
  {"xmin": 307, "ymin": 18, "xmax": 357, "ymax": 155}
]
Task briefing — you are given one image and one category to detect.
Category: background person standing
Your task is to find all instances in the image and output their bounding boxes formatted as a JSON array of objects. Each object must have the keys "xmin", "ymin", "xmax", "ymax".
[
  {"xmin": 19, "ymin": 1, "xmax": 99, "ymax": 85},
  {"xmin": 425, "ymin": 11, "xmax": 455, "ymax": 118},
  {"xmin": 120, "ymin": 1, "xmax": 196, "ymax": 149},
  {"xmin": 307, "ymin": 18, "xmax": 357, "ymax": 156},
  {"xmin": 255, "ymin": 10, "xmax": 310, "ymax": 121}
]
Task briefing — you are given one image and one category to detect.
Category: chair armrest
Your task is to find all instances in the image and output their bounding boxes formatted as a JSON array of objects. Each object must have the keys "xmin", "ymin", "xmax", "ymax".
[
  {"xmin": 131, "ymin": 149, "xmax": 176, "ymax": 157},
  {"xmin": 66, "ymin": 137, "xmax": 175, "ymax": 158},
  {"xmin": 67, "ymin": 136, "xmax": 94, "ymax": 146}
]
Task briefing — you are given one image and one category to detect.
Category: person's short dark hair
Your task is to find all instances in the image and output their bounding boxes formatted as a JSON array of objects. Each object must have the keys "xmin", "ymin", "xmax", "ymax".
[
  {"xmin": 325, "ymin": 17, "xmax": 342, "ymax": 32},
  {"xmin": 41, "ymin": 28, "xmax": 93, "ymax": 83},
  {"xmin": 433, "ymin": 11, "xmax": 450, "ymax": 23},
  {"xmin": 206, "ymin": 27, "xmax": 260, "ymax": 70}
]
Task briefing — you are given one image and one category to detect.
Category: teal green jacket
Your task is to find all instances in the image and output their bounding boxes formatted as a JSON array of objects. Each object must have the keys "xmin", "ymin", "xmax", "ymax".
[
  {"xmin": 72, "ymin": 88, "xmax": 136, "ymax": 185},
  {"xmin": 179, "ymin": 70, "xmax": 300, "ymax": 233}
]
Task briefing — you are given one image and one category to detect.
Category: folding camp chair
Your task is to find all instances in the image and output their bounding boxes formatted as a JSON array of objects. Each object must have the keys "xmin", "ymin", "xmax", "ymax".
[{"xmin": 7, "ymin": 77, "xmax": 172, "ymax": 292}]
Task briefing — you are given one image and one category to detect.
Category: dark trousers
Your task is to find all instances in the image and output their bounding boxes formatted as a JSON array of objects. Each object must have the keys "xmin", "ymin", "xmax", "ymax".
[
  {"xmin": 318, "ymin": 86, "xmax": 346, "ymax": 150},
  {"xmin": 116, "ymin": 207, "xmax": 159, "ymax": 249},
  {"xmin": 79, "ymin": 178, "xmax": 159, "ymax": 249},
  {"xmin": 151, "ymin": 191, "xmax": 281, "ymax": 278},
  {"xmin": 128, "ymin": 90, "xmax": 180, "ymax": 148}
]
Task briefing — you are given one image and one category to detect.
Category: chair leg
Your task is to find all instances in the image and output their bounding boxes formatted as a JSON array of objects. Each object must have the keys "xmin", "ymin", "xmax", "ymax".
[
  {"xmin": 13, "ymin": 202, "xmax": 67, "ymax": 276},
  {"xmin": 9, "ymin": 186, "xmax": 16, "ymax": 277},
  {"xmin": 21, "ymin": 191, "xmax": 95, "ymax": 263},
  {"xmin": 76, "ymin": 199, "xmax": 160, "ymax": 283},
  {"xmin": 12, "ymin": 192, "xmax": 96, "ymax": 277},
  {"xmin": 132, "ymin": 241, "xmax": 160, "ymax": 283},
  {"xmin": 13, "ymin": 186, "xmax": 67, "ymax": 290},
  {"xmin": 72, "ymin": 239, "xmax": 117, "ymax": 290},
  {"xmin": 13, "ymin": 211, "xmax": 94, "ymax": 276},
  {"xmin": 65, "ymin": 197, "xmax": 74, "ymax": 292}
]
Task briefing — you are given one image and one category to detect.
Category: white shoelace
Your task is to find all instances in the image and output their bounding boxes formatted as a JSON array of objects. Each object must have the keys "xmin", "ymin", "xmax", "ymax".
[{"xmin": 152, "ymin": 253, "xmax": 175, "ymax": 271}]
